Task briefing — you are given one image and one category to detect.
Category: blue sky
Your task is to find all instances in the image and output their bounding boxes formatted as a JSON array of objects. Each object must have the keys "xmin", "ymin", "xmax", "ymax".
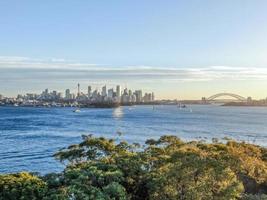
[{"xmin": 1, "ymin": 1, "xmax": 267, "ymax": 99}]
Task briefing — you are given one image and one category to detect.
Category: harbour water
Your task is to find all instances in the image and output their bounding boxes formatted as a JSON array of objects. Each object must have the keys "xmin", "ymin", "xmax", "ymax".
[{"xmin": 0, "ymin": 105, "xmax": 267, "ymax": 174}]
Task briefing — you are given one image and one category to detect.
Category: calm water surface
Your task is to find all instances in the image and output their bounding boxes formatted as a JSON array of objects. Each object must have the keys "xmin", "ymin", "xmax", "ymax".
[{"xmin": 0, "ymin": 105, "xmax": 267, "ymax": 174}]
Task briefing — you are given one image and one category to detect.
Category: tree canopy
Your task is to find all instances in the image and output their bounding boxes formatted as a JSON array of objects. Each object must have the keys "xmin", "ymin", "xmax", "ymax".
[{"xmin": 1, "ymin": 135, "xmax": 267, "ymax": 199}]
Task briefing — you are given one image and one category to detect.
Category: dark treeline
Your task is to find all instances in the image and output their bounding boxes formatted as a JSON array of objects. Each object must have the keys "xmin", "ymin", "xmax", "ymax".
[{"xmin": 1, "ymin": 135, "xmax": 267, "ymax": 200}]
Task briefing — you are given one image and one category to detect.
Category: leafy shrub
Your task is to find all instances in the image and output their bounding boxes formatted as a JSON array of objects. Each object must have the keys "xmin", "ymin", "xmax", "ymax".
[
  {"xmin": 0, "ymin": 172, "xmax": 47, "ymax": 200},
  {"xmin": 1, "ymin": 135, "xmax": 267, "ymax": 200}
]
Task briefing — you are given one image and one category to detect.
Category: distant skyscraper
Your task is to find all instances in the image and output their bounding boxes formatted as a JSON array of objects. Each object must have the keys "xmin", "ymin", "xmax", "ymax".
[
  {"xmin": 65, "ymin": 89, "xmax": 71, "ymax": 99},
  {"xmin": 116, "ymin": 85, "xmax": 121, "ymax": 98},
  {"xmin": 148, "ymin": 93, "xmax": 152, "ymax": 102},
  {"xmin": 123, "ymin": 88, "xmax": 128, "ymax": 95},
  {"xmin": 92, "ymin": 89, "xmax": 98, "ymax": 99},
  {"xmin": 77, "ymin": 83, "xmax": 80, "ymax": 97},
  {"xmin": 58, "ymin": 92, "xmax": 63, "ymax": 99},
  {"xmin": 52, "ymin": 90, "xmax": 57, "ymax": 98},
  {"xmin": 108, "ymin": 88, "xmax": 114, "ymax": 98},
  {"xmin": 102, "ymin": 85, "xmax": 107, "ymax": 97},
  {"xmin": 88, "ymin": 86, "xmax": 92, "ymax": 97},
  {"xmin": 135, "ymin": 90, "xmax": 143, "ymax": 102}
]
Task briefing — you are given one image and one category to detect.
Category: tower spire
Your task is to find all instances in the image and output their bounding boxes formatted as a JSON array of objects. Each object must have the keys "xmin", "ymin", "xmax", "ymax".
[{"xmin": 78, "ymin": 83, "xmax": 80, "ymax": 97}]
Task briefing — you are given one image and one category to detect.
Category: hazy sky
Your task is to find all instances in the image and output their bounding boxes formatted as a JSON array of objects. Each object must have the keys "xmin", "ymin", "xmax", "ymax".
[{"xmin": 1, "ymin": 1, "xmax": 267, "ymax": 99}]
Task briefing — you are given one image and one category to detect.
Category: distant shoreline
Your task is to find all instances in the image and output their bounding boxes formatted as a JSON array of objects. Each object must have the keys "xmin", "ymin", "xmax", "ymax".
[
  {"xmin": 222, "ymin": 102, "xmax": 267, "ymax": 107},
  {"xmin": 2, "ymin": 99, "xmax": 267, "ymax": 108}
]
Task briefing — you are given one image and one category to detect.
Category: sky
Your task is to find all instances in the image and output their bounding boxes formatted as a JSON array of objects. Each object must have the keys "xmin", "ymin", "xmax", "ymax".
[{"xmin": 1, "ymin": 0, "xmax": 267, "ymax": 99}]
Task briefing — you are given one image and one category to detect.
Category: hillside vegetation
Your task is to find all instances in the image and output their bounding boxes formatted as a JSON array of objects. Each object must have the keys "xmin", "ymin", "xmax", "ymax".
[{"xmin": 1, "ymin": 135, "xmax": 267, "ymax": 200}]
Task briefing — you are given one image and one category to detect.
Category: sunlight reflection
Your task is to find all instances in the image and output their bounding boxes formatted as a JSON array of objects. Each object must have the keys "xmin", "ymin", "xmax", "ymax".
[{"xmin": 112, "ymin": 107, "xmax": 124, "ymax": 119}]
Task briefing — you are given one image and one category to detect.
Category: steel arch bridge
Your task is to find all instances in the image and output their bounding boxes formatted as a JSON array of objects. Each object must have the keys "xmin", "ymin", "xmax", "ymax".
[{"xmin": 207, "ymin": 93, "xmax": 246, "ymax": 102}]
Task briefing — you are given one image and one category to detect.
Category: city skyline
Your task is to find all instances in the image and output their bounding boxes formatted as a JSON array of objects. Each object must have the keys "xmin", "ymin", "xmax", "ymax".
[
  {"xmin": 1, "ymin": 56, "xmax": 267, "ymax": 100},
  {"xmin": 0, "ymin": 83, "xmax": 155, "ymax": 103},
  {"xmin": 1, "ymin": 1, "xmax": 267, "ymax": 99},
  {"xmin": 0, "ymin": 81, "xmax": 265, "ymax": 101}
]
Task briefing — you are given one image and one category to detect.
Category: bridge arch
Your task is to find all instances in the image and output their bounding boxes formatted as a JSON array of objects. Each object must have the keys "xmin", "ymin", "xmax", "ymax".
[{"xmin": 207, "ymin": 93, "xmax": 246, "ymax": 102}]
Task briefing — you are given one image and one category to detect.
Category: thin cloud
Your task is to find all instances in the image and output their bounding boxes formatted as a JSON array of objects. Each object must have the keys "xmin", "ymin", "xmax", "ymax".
[{"xmin": 0, "ymin": 56, "xmax": 267, "ymax": 82}]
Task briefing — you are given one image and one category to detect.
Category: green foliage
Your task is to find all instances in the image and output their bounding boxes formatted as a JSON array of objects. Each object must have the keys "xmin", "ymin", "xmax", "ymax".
[
  {"xmin": 1, "ymin": 135, "xmax": 267, "ymax": 199},
  {"xmin": 63, "ymin": 162, "xmax": 127, "ymax": 200},
  {"xmin": 242, "ymin": 194, "xmax": 267, "ymax": 200},
  {"xmin": 0, "ymin": 172, "xmax": 47, "ymax": 200},
  {"xmin": 144, "ymin": 136, "xmax": 244, "ymax": 200},
  {"xmin": 148, "ymin": 155, "xmax": 243, "ymax": 200}
]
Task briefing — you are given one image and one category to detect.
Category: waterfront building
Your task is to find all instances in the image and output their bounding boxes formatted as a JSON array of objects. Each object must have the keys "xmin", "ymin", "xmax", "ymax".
[
  {"xmin": 148, "ymin": 93, "xmax": 152, "ymax": 102},
  {"xmin": 131, "ymin": 94, "xmax": 137, "ymax": 102},
  {"xmin": 71, "ymin": 93, "xmax": 76, "ymax": 100},
  {"xmin": 65, "ymin": 89, "xmax": 71, "ymax": 99},
  {"xmin": 88, "ymin": 86, "xmax": 92, "ymax": 97},
  {"xmin": 116, "ymin": 85, "xmax": 121, "ymax": 99},
  {"xmin": 123, "ymin": 88, "xmax": 128, "ymax": 95},
  {"xmin": 129, "ymin": 94, "xmax": 136, "ymax": 103},
  {"xmin": 135, "ymin": 90, "xmax": 143, "ymax": 103},
  {"xmin": 102, "ymin": 85, "xmax": 107, "ymax": 97},
  {"xmin": 17, "ymin": 94, "xmax": 23, "ymax": 99},
  {"xmin": 2, "ymin": 84, "xmax": 155, "ymax": 106},
  {"xmin": 52, "ymin": 91, "xmax": 57, "ymax": 98},
  {"xmin": 44, "ymin": 89, "xmax": 49, "ymax": 95},
  {"xmin": 122, "ymin": 93, "xmax": 129, "ymax": 104},
  {"xmin": 77, "ymin": 93, "xmax": 88, "ymax": 101},
  {"xmin": 77, "ymin": 83, "xmax": 81, "ymax": 97},
  {"xmin": 108, "ymin": 88, "xmax": 114, "ymax": 98},
  {"xmin": 58, "ymin": 92, "xmax": 63, "ymax": 99},
  {"xmin": 143, "ymin": 92, "xmax": 154, "ymax": 103},
  {"xmin": 26, "ymin": 93, "xmax": 37, "ymax": 100},
  {"xmin": 92, "ymin": 89, "xmax": 98, "ymax": 99}
]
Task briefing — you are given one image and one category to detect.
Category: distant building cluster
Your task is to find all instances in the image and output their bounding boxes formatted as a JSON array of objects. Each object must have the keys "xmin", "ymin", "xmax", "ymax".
[
  {"xmin": 64, "ymin": 84, "xmax": 155, "ymax": 104},
  {"xmin": 0, "ymin": 84, "xmax": 155, "ymax": 106}
]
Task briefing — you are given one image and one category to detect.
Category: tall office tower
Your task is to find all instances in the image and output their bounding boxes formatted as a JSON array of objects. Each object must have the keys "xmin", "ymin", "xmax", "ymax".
[
  {"xmin": 102, "ymin": 85, "xmax": 107, "ymax": 97},
  {"xmin": 131, "ymin": 94, "xmax": 137, "ymax": 103},
  {"xmin": 152, "ymin": 92, "xmax": 155, "ymax": 101},
  {"xmin": 135, "ymin": 90, "xmax": 143, "ymax": 102},
  {"xmin": 143, "ymin": 93, "xmax": 149, "ymax": 102},
  {"xmin": 123, "ymin": 88, "xmax": 128, "ymax": 95},
  {"xmin": 92, "ymin": 90, "xmax": 98, "ymax": 98},
  {"xmin": 52, "ymin": 90, "xmax": 57, "ymax": 96},
  {"xmin": 65, "ymin": 89, "xmax": 70, "ymax": 99},
  {"xmin": 129, "ymin": 90, "xmax": 132, "ymax": 96},
  {"xmin": 77, "ymin": 83, "xmax": 80, "ymax": 97},
  {"xmin": 58, "ymin": 93, "xmax": 63, "ymax": 99},
  {"xmin": 71, "ymin": 93, "xmax": 76, "ymax": 99},
  {"xmin": 45, "ymin": 88, "xmax": 49, "ymax": 95},
  {"xmin": 148, "ymin": 93, "xmax": 152, "ymax": 102},
  {"xmin": 116, "ymin": 85, "xmax": 121, "ymax": 98},
  {"xmin": 88, "ymin": 86, "xmax": 92, "ymax": 97},
  {"xmin": 108, "ymin": 88, "xmax": 114, "ymax": 98}
]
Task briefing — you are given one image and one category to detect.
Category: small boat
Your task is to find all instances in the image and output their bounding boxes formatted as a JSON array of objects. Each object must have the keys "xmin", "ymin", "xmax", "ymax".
[
  {"xmin": 13, "ymin": 103, "xmax": 19, "ymax": 107},
  {"xmin": 177, "ymin": 103, "xmax": 187, "ymax": 109},
  {"xmin": 73, "ymin": 109, "xmax": 81, "ymax": 113}
]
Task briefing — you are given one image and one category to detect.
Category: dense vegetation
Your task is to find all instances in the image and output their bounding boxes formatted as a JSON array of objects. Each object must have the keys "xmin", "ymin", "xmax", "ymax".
[{"xmin": 1, "ymin": 135, "xmax": 267, "ymax": 200}]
